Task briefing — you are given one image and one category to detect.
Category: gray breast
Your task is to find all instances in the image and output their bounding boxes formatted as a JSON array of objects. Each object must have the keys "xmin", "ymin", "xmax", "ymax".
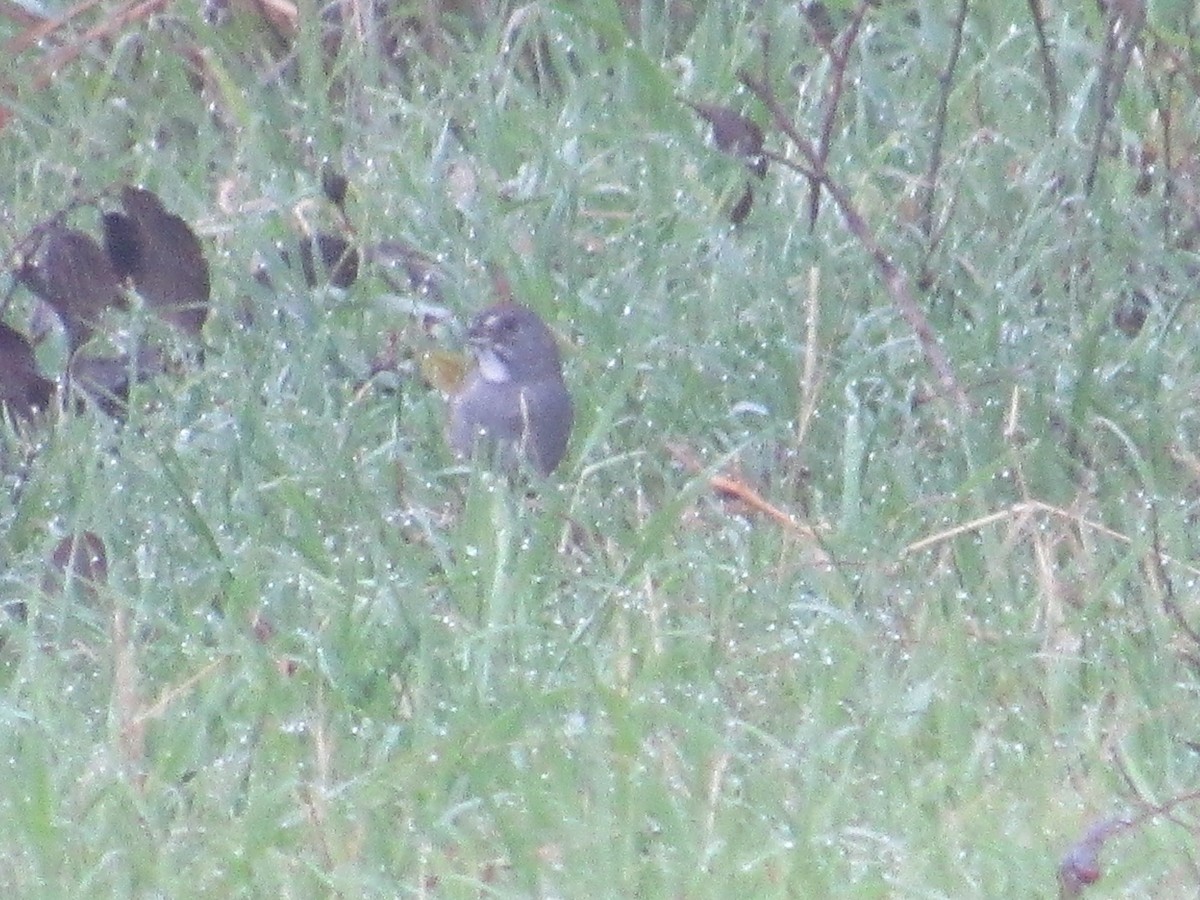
[{"xmin": 449, "ymin": 372, "xmax": 573, "ymax": 475}]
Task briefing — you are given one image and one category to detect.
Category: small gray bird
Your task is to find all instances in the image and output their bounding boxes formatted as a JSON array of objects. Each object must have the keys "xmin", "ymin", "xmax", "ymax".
[{"xmin": 448, "ymin": 302, "xmax": 573, "ymax": 476}]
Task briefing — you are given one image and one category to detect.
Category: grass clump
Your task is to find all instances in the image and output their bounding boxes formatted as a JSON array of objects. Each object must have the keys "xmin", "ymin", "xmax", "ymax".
[{"xmin": 2, "ymin": 1, "xmax": 1199, "ymax": 896}]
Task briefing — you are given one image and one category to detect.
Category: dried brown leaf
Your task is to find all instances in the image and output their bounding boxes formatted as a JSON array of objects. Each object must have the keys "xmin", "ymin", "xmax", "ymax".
[
  {"xmin": 369, "ymin": 239, "xmax": 444, "ymax": 301},
  {"xmin": 0, "ymin": 322, "xmax": 55, "ymax": 418},
  {"xmin": 70, "ymin": 345, "xmax": 167, "ymax": 415},
  {"xmin": 420, "ymin": 348, "xmax": 469, "ymax": 393},
  {"xmin": 728, "ymin": 181, "xmax": 755, "ymax": 224},
  {"xmin": 666, "ymin": 443, "xmax": 831, "ymax": 570},
  {"xmin": 683, "ymin": 99, "xmax": 768, "ymax": 178},
  {"xmin": 19, "ymin": 225, "xmax": 124, "ymax": 352},
  {"xmin": 116, "ymin": 185, "xmax": 211, "ymax": 335},
  {"xmin": 320, "ymin": 163, "xmax": 349, "ymax": 208},
  {"xmin": 299, "ymin": 231, "xmax": 359, "ymax": 288},
  {"xmin": 43, "ymin": 531, "xmax": 109, "ymax": 602}
]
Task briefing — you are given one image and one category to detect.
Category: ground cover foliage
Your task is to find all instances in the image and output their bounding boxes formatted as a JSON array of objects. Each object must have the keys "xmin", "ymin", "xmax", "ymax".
[{"xmin": 2, "ymin": 0, "xmax": 1200, "ymax": 895}]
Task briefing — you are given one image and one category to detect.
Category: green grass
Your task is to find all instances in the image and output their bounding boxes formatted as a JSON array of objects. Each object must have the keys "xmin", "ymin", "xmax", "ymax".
[{"xmin": 2, "ymin": 1, "xmax": 1199, "ymax": 896}]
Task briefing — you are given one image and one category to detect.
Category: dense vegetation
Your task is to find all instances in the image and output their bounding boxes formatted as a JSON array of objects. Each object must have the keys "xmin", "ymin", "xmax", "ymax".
[{"xmin": 2, "ymin": 1, "xmax": 1199, "ymax": 895}]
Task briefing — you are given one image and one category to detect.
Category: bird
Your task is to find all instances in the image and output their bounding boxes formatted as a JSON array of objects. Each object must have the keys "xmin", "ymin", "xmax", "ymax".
[{"xmin": 448, "ymin": 301, "xmax": 573, "ymax": 476}]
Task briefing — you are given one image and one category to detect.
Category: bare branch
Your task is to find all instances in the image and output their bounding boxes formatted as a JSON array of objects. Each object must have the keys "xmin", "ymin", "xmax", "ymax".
[
  {"xmin": 1085, "ymin": 0, "xmax": 1147, "ymax": 194},
  {"xmin": 1027, "ymin": 0, "xmax": 1061, "ymax": 134},
  {"xmin": 919, "ymin": 0, "xmax": 970, "ymax": 242},
  {"xmin": 807, "ymin": 0, "xmax": 872, "ymax": 230},
  {"xmin": 739, "ymin": 69, "xmax": 971, "ymax": 414}
]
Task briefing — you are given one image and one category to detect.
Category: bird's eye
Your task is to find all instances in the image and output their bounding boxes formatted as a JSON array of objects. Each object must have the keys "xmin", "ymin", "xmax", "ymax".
[{"xmin": 493, "ymin": 312, "xmax": 518, "ymax": 334}]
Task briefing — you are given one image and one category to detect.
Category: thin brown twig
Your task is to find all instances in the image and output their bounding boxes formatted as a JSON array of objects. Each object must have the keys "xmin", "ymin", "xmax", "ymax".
[
  {"xmin": 0, "ymin": 0, "xmax": 168, "ymax": 109},
  {"xmin": 741, "ymin": 67, "xmax": 970, "ymax": 413},
  {"xmin": 1086, "ymin": 7, "xmax": 1122, "ymax": 195},
  {"xmin": 1141, "ymin": 12, "xmax": 1200, "ymax": 242},
  {"xmin": 665, "ymin": 443, "xmax": 817, "ymax": 537},
  {"xmin": 666, "ymin": 442, "xmax": 834, "ymax": 572},
  {"xmin": 1148, "ymin": 504, "xmax": 1200, "ymax": 647},
  {"xmin": 1027, "ymin": 0, "xmax": 1060, "ymax": 135},
  {"xmin": 0, "ymin": 0, "xmax": 104, "ymax": 126},
  {"xmin": 1, "ymin": 0, "xmax": 103, "ymax": 57},
  {"xmin": 1085, "ymin": 0, "xmax": 1147, "ymax": 194},
  {"xmin": 919, "ymin": 0, "xmax": 970, "ymax": 243},
  {"xmin": 32, "ymin": 0, "xmax": 169, "ymax": 91},
  {"xmin": 1138, "ymin": 52, "xmax": 1176, "ymax": 241},
  {"xmin": 903, "ymin": 497, "xmax": 1200, "ymax": 579},
  {"xmin": 1158, "ymin": 74, "xmax": 1175, "ymax": 243},
  {"xmin": 807, "ymin": 0, "xmax": 872, "ymax": 230},
  {"xmin": 0, "ymin": 0, "xmax": 45, "ymax": 28},
  {"xmin": 1142, "ymin": 22, "xmax": 1200, "ymax": 101}
]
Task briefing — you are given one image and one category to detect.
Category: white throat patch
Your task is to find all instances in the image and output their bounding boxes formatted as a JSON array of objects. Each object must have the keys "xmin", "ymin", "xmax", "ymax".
[{"xmin": 476, "ymin": 347, "xmax": 511, "ymax": 383}]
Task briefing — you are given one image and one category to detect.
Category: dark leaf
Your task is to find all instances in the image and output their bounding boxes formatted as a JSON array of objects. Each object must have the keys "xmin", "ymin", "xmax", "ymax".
[
  {"xmin": 70, "ymin": 346, "xmax": 167, "ymax": 416},
  {"xmin": 299, "ymin": 232, "xmax": 359, "ymax": 288},
  {"xmin": 1058, "ymin": 816, "xmax": 1130, "ymax": 898},
  {"xmin": 18, "ymin": 226, "xmax": 124, "ymax": 352},
  {"xmin": 117, "ymin": 185, "xmax": 212, "ymax": 335},
  {"xmin": 101, "ymin": 211, "xmax": 143, "ymax": 279},
  {"xmin": 43, "ymin": 532, "xmax": 109, "ymax": 603},
  {"xmin": 370, "ymin": 239, "xmax": 444, "ymax": 301},
  {"xmin": 0, "ymin": 322, "xmax": 55, "ymax": 419},
  {"xmin": 729, "ymin": 181, "xmax": 755, "ymax": 224},
  {"xmin": 1113, "ymin": 289, "xmax": 1150, "ymax": 337},
  {"xmin": 321, "ymin": 164, "xmax": 349, "ymax": 208},
  {"xmin": 252, "ymin": 261, "xmax": 275, "ymax": 290},
  {"xmin": 803, "ymin": 1, "xmax": 837, "ymax": 49},
  {"xmin": 683, "ymin": 99, "xmax": 767, "ymax": 178}
]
